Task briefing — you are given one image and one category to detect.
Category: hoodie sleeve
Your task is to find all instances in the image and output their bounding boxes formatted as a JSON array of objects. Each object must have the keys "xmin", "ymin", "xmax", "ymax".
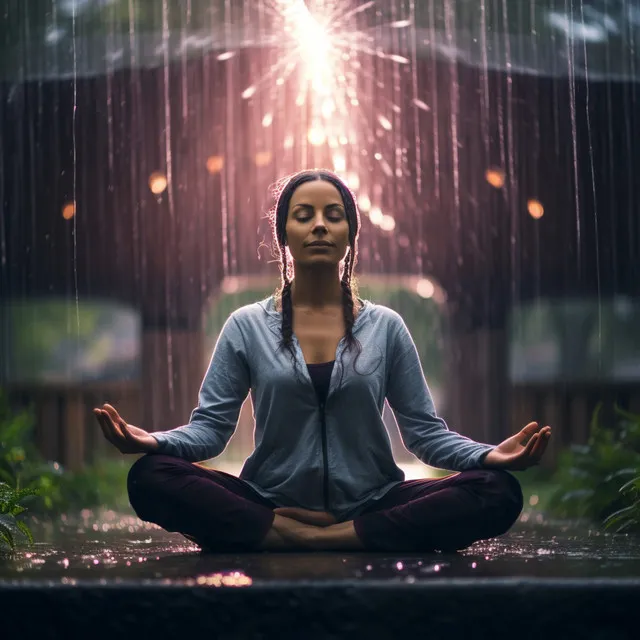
[
  {"xmin": 385, "ymin": 312, "xmax": 495, "ymax": 471},
  {"xmin": 150, "ymin": 314, "xmax": 251, "ymax": 462}
]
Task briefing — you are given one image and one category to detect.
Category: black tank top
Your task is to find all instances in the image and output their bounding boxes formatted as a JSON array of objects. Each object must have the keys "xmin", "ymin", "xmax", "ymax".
[{"xmin": 306, "ymin": 360, "xmax": 335, "ymax": 405}]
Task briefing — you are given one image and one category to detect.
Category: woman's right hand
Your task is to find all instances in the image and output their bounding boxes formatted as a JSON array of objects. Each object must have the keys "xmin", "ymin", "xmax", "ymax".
[{"xmin": 93, "ymin": 403, "xmax": 159, "ymax": 454}]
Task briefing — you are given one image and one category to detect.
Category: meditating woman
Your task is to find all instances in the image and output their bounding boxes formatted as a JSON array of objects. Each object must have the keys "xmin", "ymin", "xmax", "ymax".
[{"xmin": 94, "ymin": 169, "xmax": 551, "ymax": 552}]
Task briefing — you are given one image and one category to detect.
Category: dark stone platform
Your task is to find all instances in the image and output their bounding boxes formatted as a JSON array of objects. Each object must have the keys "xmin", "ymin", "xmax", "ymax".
[{"xmin": 2, "ymin": 506, "xmax": 640, "ymax": 639}]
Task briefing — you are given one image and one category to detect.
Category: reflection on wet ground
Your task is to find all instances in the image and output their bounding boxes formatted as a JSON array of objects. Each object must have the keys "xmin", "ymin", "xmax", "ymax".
[{"xmin": 2, "ymin": 506, "xmax": 640, "ymax": 584}]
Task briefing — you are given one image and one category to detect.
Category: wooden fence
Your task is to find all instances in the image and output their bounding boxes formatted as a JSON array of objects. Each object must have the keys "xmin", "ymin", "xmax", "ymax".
[{"xmin": 3, "ymin": 380, "xmax": 639, "ymax": 471}]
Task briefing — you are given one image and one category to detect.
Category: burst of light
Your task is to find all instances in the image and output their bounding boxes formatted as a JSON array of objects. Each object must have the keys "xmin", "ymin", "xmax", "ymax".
[
  {"xmin": 206, "ymin": 156, "xmax": 224, "ymax": 174},
  {"xmin": 148, "ymin": 171, "xmax": 168, "ymax": 195},
  {"xmin": 240, "ymin": 0, "xmax": 410, "ymax": 162},
  {"xmin": 286, "ymin": 0, "xmax": 334, "ymax": 97},
  {"xmin": 416, "ymin": 278, "xmax": 435, "ymax": 299},
  {"xmin": 62, "ymin": 201, "xmax": 76, "ymax": 220},
  {"xmin": 485, "ymin": 168, "xmax": 506, "ymax": 189},
  {"xmin": 528, "ymin": 199, "xmax": 544, "ymax": 219},
  {"xmin": 221, "ymin": 0, "xmax": 417, "ymax": 225}
]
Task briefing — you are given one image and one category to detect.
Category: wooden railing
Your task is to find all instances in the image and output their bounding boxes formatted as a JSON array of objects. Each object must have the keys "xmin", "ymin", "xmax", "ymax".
[
  {"xmin": 510, "ymin": 382, "xmax": 640, "ymax": 467},
  {"xmin": 4, "ymin": 382, "xmax": 141, "ymax": 471}
]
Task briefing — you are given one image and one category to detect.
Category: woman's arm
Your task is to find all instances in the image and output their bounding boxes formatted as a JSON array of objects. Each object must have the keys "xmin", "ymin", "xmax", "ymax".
[
  {"xmin": 385, "ymin": 313, "xmax": 495, "ymax": 471},
  {"xmin": 151, "ymin": 314, "xmax": 251, "ymax": 462}
]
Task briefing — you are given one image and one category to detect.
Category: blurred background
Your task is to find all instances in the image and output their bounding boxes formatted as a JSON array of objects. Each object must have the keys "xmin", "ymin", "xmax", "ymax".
[{"xmin": 1, "ymin": 1, "xmax": 639, "ymax": 531}]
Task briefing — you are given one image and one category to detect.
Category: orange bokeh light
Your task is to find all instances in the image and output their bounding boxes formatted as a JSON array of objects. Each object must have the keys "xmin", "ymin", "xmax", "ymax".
[
  {"xmin": 485, "ymin": 168, "xmax": 505, "ymax": 189},
  {"xmin": 206, "ymin": 155, "xmax": 224, "ymax": 174},
  {"xmin": 527, "ymin": 199, "xmax": 544, "ymax": 219},
  {"xmin": 62, "ymin": 201, "xmax": 76, "ymax": 220},
  {"xmin": 148, "ymin": 171, "xmax": 168, "ymax": 194},
  {"xmin": 255, "ymin": 151, "xmax": 272, "ymax": 167}
]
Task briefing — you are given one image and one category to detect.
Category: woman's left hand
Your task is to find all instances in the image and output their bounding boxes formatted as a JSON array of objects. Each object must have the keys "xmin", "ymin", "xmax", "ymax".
[{"xmin": 483, "ymin": 422, "xmax": 552, "ymax": 470}]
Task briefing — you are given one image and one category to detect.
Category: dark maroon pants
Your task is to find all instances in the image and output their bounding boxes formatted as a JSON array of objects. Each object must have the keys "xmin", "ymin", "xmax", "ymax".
[{"xmin": 127, "ymin": 454, "xmax": 523, "ymax": 552}]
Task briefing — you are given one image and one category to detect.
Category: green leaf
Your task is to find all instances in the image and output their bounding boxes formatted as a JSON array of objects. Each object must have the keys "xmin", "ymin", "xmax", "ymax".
[
  {"xmin": 603, "ymin": 468, "xmax": 639, "ymax": 483},
  {"xmin": 614, "ymin": 405, "xmax": 640, "ymax": 424},
  {"xmin": 618, "ymin": 475, "xmax": 640, "ymax": 494},
  {"xmin": 0, "ymin": 520, "xmax": 16, "ymax": 550},
  {"xmin": 560, "ymin": 489, "xmax": 594, "ymax": 503},
  {"xmin": 603, "ymin": 504, "xmax": 635, "ymax": 524},
  {"xmin": 0, "ymin": 528, "xmax": 14, "ymax": 551},
  {"xmin": 15, "ymin": 519, "xmax": 33, "ymax": 544}
]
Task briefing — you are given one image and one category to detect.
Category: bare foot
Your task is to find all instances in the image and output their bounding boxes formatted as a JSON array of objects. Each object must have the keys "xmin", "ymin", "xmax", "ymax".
[
  {"xmin": 272, "ymin": 514, "xmax": 322, "ymax": 549},
  {"xmin": 273, "ymin": 507, "xmax": 337, "ymax": 527}
]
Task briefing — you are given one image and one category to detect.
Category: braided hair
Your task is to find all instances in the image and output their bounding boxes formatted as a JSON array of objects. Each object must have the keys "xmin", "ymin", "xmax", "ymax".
[{"xmin": 271, "ymin": 169, "xmax": 364, "ymax": 386}]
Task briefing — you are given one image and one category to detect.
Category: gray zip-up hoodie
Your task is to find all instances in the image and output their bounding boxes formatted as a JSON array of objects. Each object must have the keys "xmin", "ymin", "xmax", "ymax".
[{"xmin": 151, "ymin": 296, "xmax": 496, "ymax": 521}]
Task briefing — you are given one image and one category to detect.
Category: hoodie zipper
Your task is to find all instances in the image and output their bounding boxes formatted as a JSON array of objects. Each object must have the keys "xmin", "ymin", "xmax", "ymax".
[{"xmin": 319, "ymin": 400, "xmax": 330, "ymax": 511}]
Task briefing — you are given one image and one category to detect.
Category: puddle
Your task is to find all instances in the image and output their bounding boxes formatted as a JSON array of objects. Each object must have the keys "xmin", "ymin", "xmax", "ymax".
[{"xmin": 1, "ymin": 507, "xmax": 639, "ymax": 584}]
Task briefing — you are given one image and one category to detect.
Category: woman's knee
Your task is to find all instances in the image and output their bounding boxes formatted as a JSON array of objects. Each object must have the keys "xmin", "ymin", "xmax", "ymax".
[
  {"xmin": 481, "ymin": 469, "xmax": 524, "ymax": 527},
  {"xmin": 128, "ymin": 453, "xmax": 170, "ymax": 488},
  {"xmin": 127, "ymin": 454, "xmax": 181, "ymax": 518}
]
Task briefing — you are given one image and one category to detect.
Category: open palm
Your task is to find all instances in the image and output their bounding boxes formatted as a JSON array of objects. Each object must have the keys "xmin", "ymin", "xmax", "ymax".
[
  {"xmin": 93, "ymin": 403, "xmax": 159, "ymax": 454},
  {"xmin": 483, "ymin": 422, "xmax": 551, "ymax": 470}
]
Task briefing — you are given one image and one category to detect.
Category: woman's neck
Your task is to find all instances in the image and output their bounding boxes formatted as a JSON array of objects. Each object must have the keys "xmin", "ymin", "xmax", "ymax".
[
  {"xmin": 290, "ymin": 277, "xmax": 343, "ymax": 309},
  {"xmin": 275, "ymin": 281, "xmax": 361, "ymax": 316}
]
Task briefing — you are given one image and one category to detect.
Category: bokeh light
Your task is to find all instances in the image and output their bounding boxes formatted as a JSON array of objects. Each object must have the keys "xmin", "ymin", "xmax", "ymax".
[
  {"xmin": 148, "ymin": 171, "xmax": 168, "ymax": 195},
  {"xmin": 62, "ymin": 201, "xmax": 76, "ymax": 220},
  {"xmin": 379, "ymin": 215, "xmax": 396, "ymax": 231},
  {"xmin": 416, "ymin": 278, "xmax": 435, "ymax": 299},
  {"xmin": 369, "ymin": 206, "xmax": 383, "ymax": 225},
  {"xmin": 255, "ymin": 151, "xmax": 272, "ymax": 167},
  {"xmin": 206, "ymin": 156, "xmax": 224, "ymax": 174},
  {"xmin": 358, "ymin": 195, "xmax": 371, "ymax": 212},
  {"xmin": 528, "ymin": 199, "xmax": 545, "ymax": 219},
  {"xmin": 485, "ymin": 168, "xmax": 506, "ymax": 189}
]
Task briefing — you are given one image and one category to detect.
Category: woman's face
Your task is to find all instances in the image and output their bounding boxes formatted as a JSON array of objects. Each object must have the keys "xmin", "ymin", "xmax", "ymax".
[{"xmin": 284, "ymin": 179, "xmax": 351, "ymax": 266}]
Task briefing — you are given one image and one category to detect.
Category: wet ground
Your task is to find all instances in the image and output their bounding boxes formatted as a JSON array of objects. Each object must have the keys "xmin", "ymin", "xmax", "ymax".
[{"xmin": 2, "ymin": 505, "xmax": 640, "ymax": 584}]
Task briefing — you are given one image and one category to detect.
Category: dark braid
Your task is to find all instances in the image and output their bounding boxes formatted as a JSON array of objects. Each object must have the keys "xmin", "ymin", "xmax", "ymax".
[
  {"xmin": 277, "ymin": 248, "xmax": 300, "ymax": 380},
  {"xmin": 271, "ymin": 169, "xmax": 366, "ymax": 388},
  {"xmin": 336, "ymin": 243, "xmax": 363, "ymax": 388}
]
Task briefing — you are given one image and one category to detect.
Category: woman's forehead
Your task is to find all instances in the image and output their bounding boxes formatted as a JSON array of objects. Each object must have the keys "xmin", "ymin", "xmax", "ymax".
[{"xmin": 289, "ymin": 179, "xmax": 343, "ymax": 205}]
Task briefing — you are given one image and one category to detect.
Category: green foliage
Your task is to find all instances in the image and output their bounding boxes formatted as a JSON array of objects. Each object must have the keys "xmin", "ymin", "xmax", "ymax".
[
  {"xmin": 48, "ymin": 459, "xmax": 132, "ymax": 513},
  {"xmin": 547, "ymin": 404, "xmax": 640, "ymax": 532},
  {"xmin": 0, "ymin": 392, "xmax": 41, "ymax": 551},
  {"xmin": 0, "ymin": 483, "xmax": 39, "ymax": 552},
  {"xmin": 0, "ymin": 388, "xmax": 132, "ymax": 552}
]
